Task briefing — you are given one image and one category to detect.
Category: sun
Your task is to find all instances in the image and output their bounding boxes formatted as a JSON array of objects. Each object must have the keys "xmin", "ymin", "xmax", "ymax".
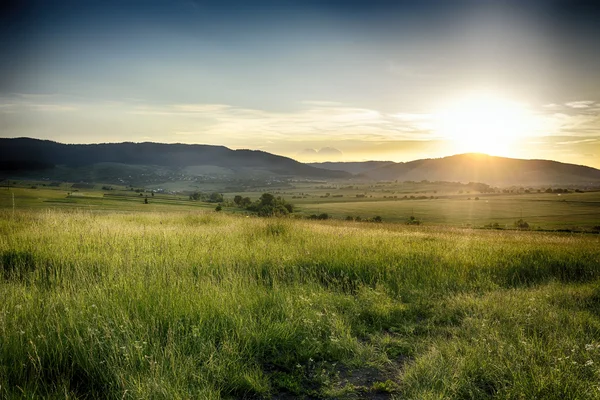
[{"xmin": 434, "ymin": 93, "xmax": 534, "ymax": 156}]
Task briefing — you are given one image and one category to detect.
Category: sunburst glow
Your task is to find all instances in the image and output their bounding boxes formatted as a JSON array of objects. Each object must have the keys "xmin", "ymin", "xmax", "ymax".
[{"xmin": 435, "ymin": 94, "xmax": 537, "ymax": 156}]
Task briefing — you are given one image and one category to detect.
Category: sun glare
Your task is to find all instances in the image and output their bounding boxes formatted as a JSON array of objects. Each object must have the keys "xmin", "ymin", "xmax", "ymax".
[{"xmin": 434, "ymin": 94, "xmax": 535, "ymax": 156}]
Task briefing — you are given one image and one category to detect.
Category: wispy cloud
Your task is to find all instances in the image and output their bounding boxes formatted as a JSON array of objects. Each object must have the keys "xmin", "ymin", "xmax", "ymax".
[
  {"xmin": 0, "ymin": 94, "xmax": 78, "ymax": 113},
  {"xmin": 556, "ymin": 138, "xmax": 598, "ymax": 145},
  {"xmin": 565, "ymin": 100, "xmax": 595, "ymax": 109},
  {"xmin": 129, "ymin": 102, "xmax": 439, "ymax": 143}
]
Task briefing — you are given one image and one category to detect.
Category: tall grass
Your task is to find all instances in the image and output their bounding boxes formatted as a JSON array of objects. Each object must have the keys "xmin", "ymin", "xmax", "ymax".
[{"xmin": 1, "ymin": 210, "xmax": 599, "ymax": 398}]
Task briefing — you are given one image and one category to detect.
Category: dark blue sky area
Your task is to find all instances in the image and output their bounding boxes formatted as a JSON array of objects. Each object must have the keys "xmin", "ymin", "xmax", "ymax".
[
  {"xmin": 1, "ymin": 0, "xmax": 599, "ymax": 167},
  {"xmin": 2, "ymin": 0, "xmax": 599, "ymax": 108}
]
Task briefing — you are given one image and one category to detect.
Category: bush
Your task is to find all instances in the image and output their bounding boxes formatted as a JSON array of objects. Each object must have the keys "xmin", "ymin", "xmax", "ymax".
[
  {"xmin": 209, "ymin": 192, "xmax": 224, "ymax": 203},
  {"xmin": 484, "ymin": 222, "xmax": 502, "ymax": 229},
  {"xmin": 406, "ymin": 216, "xmax": 421, "ymax": 225},
  {"xmin": 247, "ymin": 193, "xmax": 294, "ymax": 217},
  {"xmin": 514, "ymin": 219, "xmax": 530, "ymax": 230},
  {"xmin": 215, "ymin": 204, "xmax": 222, "ymax": 212}
]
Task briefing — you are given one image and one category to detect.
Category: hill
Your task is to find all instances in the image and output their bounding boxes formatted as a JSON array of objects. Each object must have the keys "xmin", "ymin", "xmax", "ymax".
[
  {"xmin": 356, "ymin": 153, "xmax": 600, "ymax": 186},
  {"xmin": 307, "ymin": 161, "xmax": 394, "ymax": 175},
  {"xmin": 2, "ymin": 139, "xmax": 599, "ymax": 187},
  {"xmin": 0, "ymin": 138, "xmax": 350, "ymax": 183}
]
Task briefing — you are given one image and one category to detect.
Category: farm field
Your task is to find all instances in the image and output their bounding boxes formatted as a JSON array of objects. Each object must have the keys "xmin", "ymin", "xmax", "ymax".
[
  {"xmin": 296, "ymin": 193, "xmax": 600, "ymax": 229},
  {"xmin": 2, "ymin": 205, "xmax": 600, "ymax": 398},
  {"xmin": 2, "ymin": 186, "xmax": 599, "ymax": 230}
]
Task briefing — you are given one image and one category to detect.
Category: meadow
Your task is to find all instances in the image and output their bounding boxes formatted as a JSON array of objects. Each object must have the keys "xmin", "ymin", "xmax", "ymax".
[
  {"xmin": 1, "ymin": 200, "xmax": 600, "ymax": 398},
  {"xmin": 3, "ymin": 184, "xmax": 599, "ymax": 230}
]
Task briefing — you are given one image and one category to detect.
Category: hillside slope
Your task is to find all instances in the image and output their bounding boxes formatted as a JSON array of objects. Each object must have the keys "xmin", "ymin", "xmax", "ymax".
[
  {"xmin": 361, "ymin": 153, "xmax": 600, "ymax": 186},
  {"xmin": 308, "ymin": 161, "xmax": 394, "ymax": 175},
  {"xmin": 0, "ymin": 138, "xmax": 350, "ymax": 180}
]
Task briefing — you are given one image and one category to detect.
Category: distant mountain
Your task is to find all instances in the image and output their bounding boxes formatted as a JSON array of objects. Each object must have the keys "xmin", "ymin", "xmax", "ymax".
[
  {"xmin": 2, "ymin": 139, "xmax": 599, "ymax": 187},
  {"xmin": 0, "ymin": 138, "xmax": 350, "ymax": 181},
  {"xmin": 308, "ymin": 161, "xmax": 394, "ymax": 175},
  {"xmin": 359, "ymin": 153, "xmax": 600, "ymax": 186}
]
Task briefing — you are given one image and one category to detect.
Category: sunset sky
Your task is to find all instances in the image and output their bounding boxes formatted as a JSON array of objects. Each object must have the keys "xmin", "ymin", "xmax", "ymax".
[{"xmin": 1, "ymin": 0, "xmax": 599, "ymax": 167}]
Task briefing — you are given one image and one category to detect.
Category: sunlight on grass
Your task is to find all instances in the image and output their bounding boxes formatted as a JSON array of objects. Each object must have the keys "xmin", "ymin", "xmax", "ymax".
[{"xmin": 1, "ymin": 210, "xmax": 599, "ymax": 398}]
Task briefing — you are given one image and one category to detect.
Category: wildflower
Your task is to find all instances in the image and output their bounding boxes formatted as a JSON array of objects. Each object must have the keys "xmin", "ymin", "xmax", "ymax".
[
  {"xmin": 585, "ymin": 360, "xmax": 594, "ymax": 366},
  {"xmin": 586, "ymin": 344, "xmax": 594, "ymax": 351}
]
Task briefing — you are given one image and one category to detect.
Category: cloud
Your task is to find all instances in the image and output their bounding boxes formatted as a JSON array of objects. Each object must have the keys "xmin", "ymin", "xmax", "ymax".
[
  {"xmin": 318, "ymin": 147, "xmax": 343, "ymax": 156},
  {"xmin": 172, "ymin": 104, "xmax": 231, "ymax": 113},
  {"xmin": 556, "ymin": 138, "xmax": 598, "ymax": 145},
  {"xmin": 126, "ymin": 102, "xmax": 439, "ymax": 143},
  {"xmin": 0, "ymin": 100, "xmax": 77, "ymax": 113},
  {"xmin": 565, "ymin": 100, "xmax": 595, "ymax": 109},
  {"xmin": 299, "ymin": 148, "xmax": 318, "ymax": 155},
  {"xmin": 301, "ymin": 100, "xmax": 343, "ymax": 107},
  {"xmin": 296, "ymin": 147, "xmax": 344, "ymax": 162}
]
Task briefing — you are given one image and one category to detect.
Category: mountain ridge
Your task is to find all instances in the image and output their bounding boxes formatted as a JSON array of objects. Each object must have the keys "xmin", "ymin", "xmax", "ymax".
[
  {"xmin": 328, "ymin": 153, "xmax": 600, "ymax": 186},
  {"xmin": 2, "ymin": 138, "xmax": 600, "ymax": 186},
  {"xmin": 0, "ymin": 137, "xmax": 350, "ymax": 180}
]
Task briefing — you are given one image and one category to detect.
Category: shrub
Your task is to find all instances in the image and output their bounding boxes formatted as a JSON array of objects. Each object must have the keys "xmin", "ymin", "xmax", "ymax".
[
  {"xmin": 247, "ymin": 193, "xmax": 294, "ymax": 217},
  {"xmin": 406, "ymin": 216, "xmax": 421, "ymax": 225},
  {"xmin": 514, "ymin": 219, "xmax": 530, "ymax": 230},
  {"xmin": 209, "ymin": 192, "xmax": 224, "ymax": 203}
]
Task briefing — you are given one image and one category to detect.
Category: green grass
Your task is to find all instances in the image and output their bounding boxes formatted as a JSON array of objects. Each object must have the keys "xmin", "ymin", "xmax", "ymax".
[
  {"xmin": 296, "ymin": 192, "xmax": 600, "ymax": 229},
  {"xmin": 3, "ymin": 186, "xmax": 599, "ymax": 230},
  {"xmin": 0, "ymin": 187, "xmax": 214, "ymax": 213},
  {"xmin": 1, "ymin": 209, "xmax": 600, "ymax": 398}
]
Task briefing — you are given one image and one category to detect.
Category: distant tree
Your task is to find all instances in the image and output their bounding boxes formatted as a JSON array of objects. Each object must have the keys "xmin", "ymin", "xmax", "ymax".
[
  {"xmin": 244, "ymin": 193, "xmax": 294, "ymax": 217},
  {"xmin": 259, "ymin": 193, "xmax": 275, "ymax": 206},
  {"xmin": 406, "ymin": 216, "xmax": 421, "ymax": 225},
  {"xmin": 318, "ymin": 213, "xmax": 329, "ymax": 220},
  {"xmin": 208, "ymin": 192, "xmax": 224, "ymax": 203},
  {"xmin": 151, "ymin": 192, "xmax": 154, "ymax": 197},
  {"xmin": 215, "ymin": 204, "xmax": 222, "ymax": 212},
  {"xmin": 233, "ymin": 195, "xmax": 243, "ymax": 206},
  {"xmin": 189, "ymin": 192, "xmax": 202, "ymax": 201},
  {"xmin": 240, "ymin": 197, "xmax": 252, "ymax": 207},
  {"xmin": 144, "ymin": 197, "xmax": 148, "ymax": 204},
  {"xmin": 514, "ymin": 219, "xmax": 530, "ymax": 230}
]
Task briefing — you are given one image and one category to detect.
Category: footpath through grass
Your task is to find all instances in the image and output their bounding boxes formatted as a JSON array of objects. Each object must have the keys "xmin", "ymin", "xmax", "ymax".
[{"xmin": 1, "ymin": 210, "xmax": 600, "ymax": 398}]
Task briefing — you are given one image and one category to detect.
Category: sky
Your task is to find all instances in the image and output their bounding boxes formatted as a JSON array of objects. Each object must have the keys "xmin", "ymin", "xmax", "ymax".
[{"xmin": 1, "ymin": 0, "xmax": 600, "ymax": 167}]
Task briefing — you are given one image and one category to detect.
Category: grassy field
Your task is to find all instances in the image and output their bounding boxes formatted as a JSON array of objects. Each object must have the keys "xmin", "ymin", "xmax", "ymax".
[
  {"xmin": 296, "ymin": 193, "xmax": 600, "ymax": 229},
  {"xmin": 1, "ymin": 206, "xmax": 600, "ymax": 398},
  {"xmin": 2, "ymin": 186, "xmax": 599, "ymax": 230},
  {"xmin": 0, "ymin": 187, "xmax": 214, "ymax": 213}
]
